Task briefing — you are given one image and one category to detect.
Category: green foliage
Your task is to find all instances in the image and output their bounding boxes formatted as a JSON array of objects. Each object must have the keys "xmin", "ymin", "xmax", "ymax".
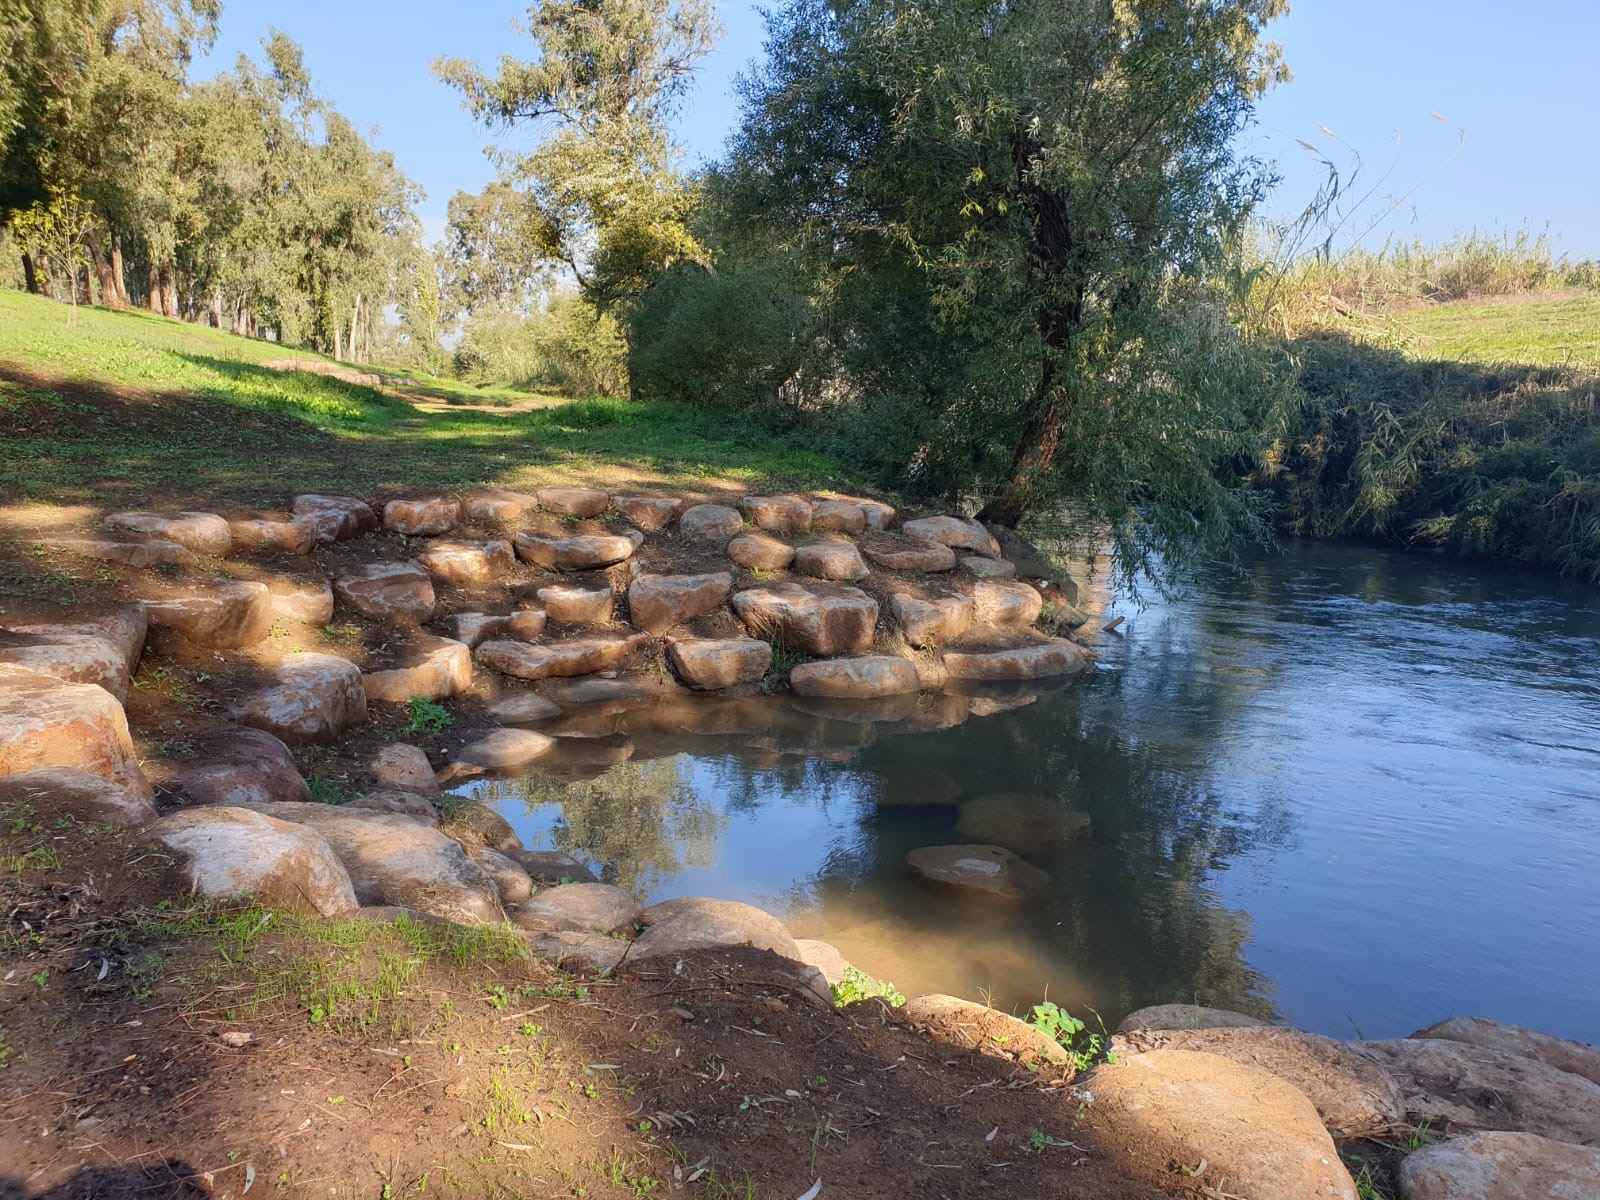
[
  {"xmin": 829, "ymin": 966, "xmax": 905, "ymax": 1009},
  {"xmin": 1027, "ymin": 1001, "xmax": 1113, "ymax": 1072},
  {"xmin": 402, "ymin": 696, "xmax": 454, "ymax": 737},
  {"xmin": 453, "ymin": 292, "xmax": 629, "ymax": 397}
]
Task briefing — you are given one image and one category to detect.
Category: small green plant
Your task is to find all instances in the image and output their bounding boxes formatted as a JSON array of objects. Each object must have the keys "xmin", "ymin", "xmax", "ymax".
[
  {"xmin": 486, "ymin": 985, "xmax": 510, "ymax": 1010},
  {"xmin": 306, "ymin": 776, "xmax": 348, "ymax": 805},
  {"xmin": 829, "ymin": 966, "xmax": 905, "ymax": 1009},
  {"xmin": 1028, "ymin": 1001, "xmax": 1114, "ymax": 1071},
  {"xmin": 403, "ymin": 696, "xmax": 453, "ymax": 736},
  {"xmin": 0, "ymin": 1023, "xmax": 11, "ymax": 1065}
]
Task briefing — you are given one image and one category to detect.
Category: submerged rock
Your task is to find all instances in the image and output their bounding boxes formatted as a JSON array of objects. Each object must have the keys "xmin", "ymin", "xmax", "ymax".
[
  {"xmin": 904, "ymin": 844, "xmax": 1049, "ymax": 902},
  {"xmin": 954, "ymin": 791, "xmax": 1089, "ymax": 851},
  {"xmin": 487, "ymin": 693, "xmax": 562, "ymax": 725},
  {"xmin": 453, "ymin": 728, "xmax": 556, "ymax": 772},
  {"xmin": 943, "ymin": 639, "xmax": 1087, "ymax": 681}
]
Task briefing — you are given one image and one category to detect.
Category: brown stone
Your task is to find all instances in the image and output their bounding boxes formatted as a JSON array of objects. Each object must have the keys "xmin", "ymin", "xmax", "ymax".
[
  {"xmin": 667, "ymin": 638, "xmax": 771, "ymax": 690},
  {"xmin": 453, "ymin": 728, "xmax": 557, "ymax": 772},
  {"xmin": 148, "ymin": 806, "xmax": 358, "ymax": 916},
  {"xmin": 463, "ymin": 487, "xmax": 538, "ymax": 523},
  {"xmin": 292, "ymin": 494, "xmax": 377, "ymax": 542},
  {"xmin": 905, "ymin": 844, "xmax": 1050, "ymax": 901},
  {"xmin": 370, "ymin": 744, "xmax": 440, "ymax": 793},
  {"xmin": 611, "ymin": 495, "xmax": 680, "ymax": 531},
  {"xmin": 516, "ymin": 849, "xmax": 598, "ymax": 884},
  {"xmin": 525, "ymin": 929, "xmax": 629, "ymax": 973},
  {"xmin": 678, "ymin": 503, "xmax": 744, "ymax": 541},
  {"xmin": 0, "ymin": 665, "xmax": 150, "ymax": 798},
  {"xmin": 901, "ymin": 515, "xmax": 1001, "ymax": 556},
  {"xmin": 889, "ymin": 593, "xmax": 972, "ymax": 648},
  {"xmin": 1117, "ymin": 1004, "xmax": 1268, "ymax": 1034},
  {"xmin": 383, "ymin": 496, "xmax": 461, "ymax": 536},
  {"xmin": 794, "ymin": 938, "xmax": 854, "ymax": 987},
  {"xmin": 537, "ymin": 584, "xmax": 614, "ymax": 624},
  {"xmin": 106, "ymin": 510, "xmax": 232, "ymax": 556},
  {"xmin": 876, "ymin": 765, "xmax": 963, "ymax": 807},
  {"xmin": 790, "ymin": 655, "xmax": 918, "ymax": 699},
  {"xmin": 627, "ymin": 572, "xmax": 732, "ymax": 635},
  {"xmin": 811, "ymin": 500, "xmax": 868, "ymax": 534},
  {"xmin": 0, "ymin": 767, "xmax": 158, "ymax": 827},
  {"xmin": 536, "ymin": 486, "xmax": 611, "ymax": 518},
  {"xmin": 473, "ymin": 847, "xmax": 534, "ymax": 906},
  {"xmin": 229, "ymin": 514, "xmax": 318, "ymax": 555},
  {"xmin": 960, "ymin": 555, "xmax": 1016, "ymax": 579},
  {"xmin": 514, "ymin": 883, "xmax": 643, "ymax": 934},
  {"xmin": 476, "ymin": 633, "xmax": 647, "ymax": 680},
  {"xmin": 0, "ymin": 630, "xmax": 132, "ymax": 701},
  {"xmin": 953, "ymin": 791, "xmax": 1089, "ymax": 852},
  {"xmin": 441, "ymin": 797, "xmax": 522, "ymax": 851},
  {"xmin": 362, "ymin": 634, "xmax": 473, "ymax": 703},
  {"xmin": 1410, "ymin": 1016, "xmax": 1600, "ymax": 1087},
  {"xmin": 731, "ymin": 583, "xmax": 878, "ymax": 657},
  {"xmin": 168, "ymin": 728, "xmax": 310, "ymax": 808},
  {"xmin": 728, "ymin": 532, "xmax": 795, "ymax": 571},
  {"xmin": 57, "ymin": 535, "xmax": 197, "ymax": 568},
  {"xmin": 346, "ymin": 788, "xmax": 439, "ymax": 822},
  {"xmin": 228, "ymin": 653, "xmax": 367, "ymax": 744},
  {"xmin": 443, "ymin": 612, "xmax": 509, "ymax": 649},
  {"xmin": 145, "ymin": 580, "xmax": 274, "ymax": 648},
  {"xmin": 333, "ymin": 561, "xmax": 437, "ymax": 625},
  {"xmin": 503, "ymin": 608, "xmax": 548, "ymax": 640},
  {"xmin": 415, "ymin": 538, "xmax": 515, "ymax": 585},
  {"xmin": 267, "ymin": 575, "xmax": 334, "ymax": 626},
  {"xmin": 5, "ymin": 605, "xmax": 146, "ymax": 677},
  {"xmin": 1399, "ymin": 1131, "xmax": 1600, "ymax": 1200},
  {"xmin": 902, "ymin": 994, "xmax": 1069, "ymax": 1067},
  {"xmin": 861, "ymin": 537, "xmax": 957, "ymax": 572},
  {"xmin": 487, "ymin": 693, "xmax": 562, "ymax": 724},
  {"xmin": 739, "ymin": 495, "xmax": 812, "ymax": 533},
  {"xmin": 792, "ymin": 539, "xmax": 869, "ymax": 582},
  {"xmin": 513, "ymin": 529, "xmax": 643, "ymax": 570},
  {"xmin": 971, "ymin": 579, "xmax": 1043, "ymax": 625},
  {"xmin": 943, "ymin": 639, "xmax": 1087, "ymax": 681},
  {"xmin": 632, "ymin": 896, "xmax": 800, "ymax": 960}
]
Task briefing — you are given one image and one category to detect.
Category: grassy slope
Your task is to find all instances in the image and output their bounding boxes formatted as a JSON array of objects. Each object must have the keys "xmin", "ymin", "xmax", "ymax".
[
  {"xmin": 0, "ymin": 290, "xmax": 848, "ymax": 509},
  {"xmin": 1392, "ymin": 291, "xmax": 1600, "ymax": 367}
]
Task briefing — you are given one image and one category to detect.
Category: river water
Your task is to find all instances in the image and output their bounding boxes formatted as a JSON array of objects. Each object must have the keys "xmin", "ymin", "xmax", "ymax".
[{"xmin": 473, "ymin": 540, "xmax": 1600, "ymax": 1044}]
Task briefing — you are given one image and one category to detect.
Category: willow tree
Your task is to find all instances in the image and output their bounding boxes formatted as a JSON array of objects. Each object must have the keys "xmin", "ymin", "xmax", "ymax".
[{"xmin": 720, "ymin": 0, "xmax": 1294, "ymax": 571}]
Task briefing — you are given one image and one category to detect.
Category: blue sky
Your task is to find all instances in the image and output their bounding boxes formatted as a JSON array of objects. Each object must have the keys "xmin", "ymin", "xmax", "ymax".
[{"xmin": 196, "ymin": 1, "xmax": 1599, "ymax": 256}]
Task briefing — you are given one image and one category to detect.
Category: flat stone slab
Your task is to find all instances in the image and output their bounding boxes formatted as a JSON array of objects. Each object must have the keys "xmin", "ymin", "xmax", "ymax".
[
  {"xmin": 463, "ymin": 487, "xmax": 538, "ymax": 522},
  {"xmin": 1399, "ymin": 1131, "xmax": 1600, "ymax": 1200},
  {"xmin": 611, "ymin": 495, "xmax": 680, "ymax": 531},
  {"xmin": 901, "ymin": 515, "xmax": 1001, "ymax": 556},
  {"xmin": 627, "ymin": 572, "xmax": 732, "ymax": 635},
  {"xmin": 106, "ymin": 510, "xmax": 232, "ymax": 556},
  {"xmin": 415, "ymin": 538, "xmax": 515, "ymax": 585},
  {"xmin": 960, "ymin": 555, "xmax": 1016, "ymax": 579},
  {"xmin": 890, "ymin": 593, "xmax": 972, "ymax": 648},
  {"xmin": 668, "ymin": 638, "xmax": 771, "ymax": 690},
  {"xmin": 731, "ymin": 582, "xmax": 878, "ymax": 658},
  {"xmin": 1410, "ymin": 1016, "xmax": 1600, "ymax": 1087},
  {"xmin": 793, "ymin": 539, "xmax": 869, "ymax": 582},
  {"xmin": 228, "ymin": 652, "xmax": 367, "ymax": 744},
  {"xmin": 443, "ymin": 612, "xmax": 510, "ymax": 649},
  {"xmin": 383, "ymin": 496, "xmax": 461, "ymax": 536},
  {"xmin": 5, "ymin": 605, "xmax": 146, "ymax": 676},
  {"xmin": 454, "ymin": 727, "xmax": 556, "ymax": 771},
  {"xmin": 477, "ymin": 633, "xmax": 647, "ymax": 680},
  {"xmin": 905, "ymin": 843, "xmax": 1050, "ymax": 902},
  {"xmin": 0, "ymin": 630, "xmax": 132, "ymax": 701},
  {"xmin": 943, "ymin": 639, "xmax": 1086, "ymax": 681},
  {"xmin": 0, "ymin": 665, "xmax": 151, "ymax": 798},
  {"xmin": 861, "ymin": 537, "xmax": 956, "ymax": 573},
  {"xmin": 145, "ymin": 580, "xmax": 274, "ymax": 648},
  {"xmin": 333, "ymin": 561, "xmax": 437, "ymax": 625},
  {"xmin": 0, "ymin": 767, "xmax": 158, "ymax": 827},
  {"xmin": 147, "ymin": 806, "xmax": 358, "ymax": 917},
  {"xmin": 728, "ymin": 532, "xmax": 795, "ymax": 571},
  {"xmin": 267, "ymin": 575, "xmax": 334, "ymax": 626},
  {"xmin": 56, "ymin": 535, "xmax": 197, "ymax": 569},
  {"xmin": 537, "ymin": 584, "xmax": 613, "ymax": 624},
  {"xmin": 537, "ymin": 486, "xmax": 610, "ymax": 517},
  {"xmin": 362, "ymin": 634, "xmax": 473, "ymax": 703},
  {"xmin": 678, "ymin": 503, "xmax": 744, "ymax": 541},
  {"xmin": 739, "ymin": 495, "xmax": 812, "ymax": 533},
  {"xmin": 514, "ymin": 883, "xmax": 643, "ymax": 934},
  {"xmin": 229, "ymin": 514, "xmax": 318, "ymax": 555},
  {"xmin": 790, "ymin": 655, "xmax": 918, "ymax": 699},
  {"xmin": 971, "ymin": 578, "xmax": 1043, "ymax": 625},
  {"xmin": 292, "ymin": 494, "xmax": 377, "ymax": 542},
  {"xmin": 514, "ymin": 529, "xmax": 643, "ymax": 570},
  {"xmin": 811, "ymin": 500, "xmax": 868, "ymax": 534}
]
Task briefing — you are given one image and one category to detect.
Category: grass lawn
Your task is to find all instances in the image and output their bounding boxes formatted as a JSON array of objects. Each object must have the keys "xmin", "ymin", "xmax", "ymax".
[
  {"xmin": 1391, "ymin": 290, "xmax": 1600, "ymax": 367},
  {"xmin": 0, "ymin": 289, "xmax": 850, "ymax": 509}
]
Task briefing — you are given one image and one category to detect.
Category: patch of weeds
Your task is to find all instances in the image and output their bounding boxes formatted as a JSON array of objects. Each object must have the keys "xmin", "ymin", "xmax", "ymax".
[
  {"xmin": 0, "ymin": 1024, "xmax": 11, "ymax": 1065},
  {"xmin": 402, "ymin": 696, "xmax": 453, "ymax": 737},
  {"xmin": 1028, "ymin": 1001, "xmax": 1115, "ymax": 1072},
  {"xmin": 480, "ymin": 1068, "xmax": 533, "ymax": 1138},
  {"xmin": 829, "ymin": 966, "xmax": 904, "ymax": 1009},
  {"xmin": 306, "ymin": 776, "xmax": 350, "ymax": 805},
  {"xmin": 591, "ymin": 1147, "xmax": 661, "ymax": 1197},
  {"xmin": 695, "ymin": 1168, "xmax": 758, "ymax": 1199}
]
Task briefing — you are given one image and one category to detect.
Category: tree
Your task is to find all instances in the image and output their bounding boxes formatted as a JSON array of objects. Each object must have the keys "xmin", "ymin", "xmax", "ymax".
[
  {"xmin": 440, "ymin": 180, "xmax": 555, "ymax": 317},
  {"xmin": 715, "ymin": 0, "xmax": 1295, "ymax": 574},
  {"xmin": 10, "ymin": 185, "xmax": 96, "ymax": 318}
]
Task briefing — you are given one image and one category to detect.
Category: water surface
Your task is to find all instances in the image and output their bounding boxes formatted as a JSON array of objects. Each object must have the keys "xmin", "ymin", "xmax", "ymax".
[{"xmin": 471, "ymin": 541, "xmax": 1600, "ymax": 1042}]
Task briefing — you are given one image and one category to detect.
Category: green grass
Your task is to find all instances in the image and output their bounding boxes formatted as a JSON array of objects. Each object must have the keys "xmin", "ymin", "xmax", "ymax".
[
  {"xmin": 0, "ymin": 289, "xmax": 851, "ymax": 507},
  {"xmin": 1395, "ymin": 292, "xmax": 1600, "ymax": 367}
]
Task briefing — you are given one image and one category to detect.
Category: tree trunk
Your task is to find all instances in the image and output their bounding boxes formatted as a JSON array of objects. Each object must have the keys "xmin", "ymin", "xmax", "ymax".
[
  {"xmin": 84, "ymin": 230, "xmax": 122, "ymax": 308},
  {"xmin": 109, "ymin": 235, "xmax": 130, "ymax": 306},
  {"xmin": 333, "ymin": 321, "xmax": 343, "ymax": 362},
  {"xmin": 147, "ymin": 263, "xmax": 163, "ymax": 314},
  {"xmin": 209, "ymin": 291, "xmax": 223, "ymax": 328},
  {"xmin": 160, "ymin": 262, "xmax": 178, "ymax": 318},
  {"xmin": 975, "ymin": 360, "xmax": 1066, "ymax": 528},
  {"xmin": 21, "ymin": 252, "xmax": 40, "ymax": 294}
]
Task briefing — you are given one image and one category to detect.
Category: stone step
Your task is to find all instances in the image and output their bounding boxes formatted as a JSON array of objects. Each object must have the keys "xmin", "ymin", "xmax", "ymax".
[
  {"xmin": 790, "ymin": 655, "xmax": 919, "ymax": 699},
  {"xmin": 383, "ymin": 495, "xmax": 461, "ymax": 536},
  {"xmin": 513, "ymin": 529, "xmax": 643, "ymax": 570},
  {"xmin": 476, "ymin": 632, "xmax": 647, "ymax": 680},
  {"xmin": 292, "ymin": 494, "xmax": 377, "ymax": 541},
  {"xmin": 0, "ymin": 664, "xmax": 151, "ymax": 798},
  {"xmin": 667, "ymin": 637, "xmax": 771, "ymax": 690},
  {"xmin": 731, "ymin": 582, "xmax": 878, "ymax": 658},
  {"xmin": 626, "ymin": 571, "xmax": 731, "ymax": 635},
  {"xmin": 106, "ymin": 510, "xmax": 232, "ymax": 556},
  {"xmin": 900, "ymin": 515, "xmax": 1001, "ymax": 557},
  {"xmin": 333, "ymin": 561, "xmax": 436, "ymax": 625},
  {"xmin": 229, "ymin": 514, "xmax": 318, "ymax": 555},
  {"xmin": 144, "ymin": 580, "xmax": 274, "ymax": 648},
  {"xmin": 362, "ymin": 634, "xmax": 473, "ymax": 703},
  {"xmin": 536, "ymin": 486, "xmax": 610, "ymax": 517},
  {"xmin": 941, "ymin": 639, "xmax": 1087, "ymax": 681},
  {"xmin": 414, "ymin": 537, "xmax": 515, "ymax": 585},
  {"xmin": 228, "ymin": 652, "xmax": 367, "ymax": 743}
]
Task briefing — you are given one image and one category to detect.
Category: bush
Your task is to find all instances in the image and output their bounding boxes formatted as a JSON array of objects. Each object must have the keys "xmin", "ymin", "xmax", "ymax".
[{"xmin": 453, "ymin": 293, "xmax": 628, "ymax": 397}]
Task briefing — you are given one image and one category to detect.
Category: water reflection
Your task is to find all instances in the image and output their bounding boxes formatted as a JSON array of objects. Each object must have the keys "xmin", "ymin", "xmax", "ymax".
[{"xmin": 466, "ymin": 540, "xmax": 1600, "ymax": 1042}]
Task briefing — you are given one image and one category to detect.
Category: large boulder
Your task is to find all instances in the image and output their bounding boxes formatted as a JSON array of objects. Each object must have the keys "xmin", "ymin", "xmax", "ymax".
[
  {"xmin": 905, "ymin": 844, "xmax": 1049, "ymax": 902},
  {"xmin": 414, "ymin": 538, "xmax": 515, "ymax": 585},
  {"xmin": 1350, "ymin": 1039, "xmax": 1600, "ymax": 1146},
  {"xmin": 105, "ymin": 511, "xmax": 232, "ymax": 557},
  {"xmin": 5, "ymin": 605, "xmax": 147, "ymax": 677},
  {"xmin": 732, "ymin": 583, "xmax": 878, "ymax": 658},
  {"xmin": 333, "ymin": 561, "xmax": 437, "ymax": 626},
  {"xmin": 943, "ymin": 639, "xmax": 1087, "ymax": 681},
  {"xmin": 890, "ymin": 593, "xmax": 972, "ymax": 648},
  {"xmin": 148, "ymin": 806, "xmax": 358, "ymax": 916},
  {"xmin": 267, "ymin": 575, "xmax": 334, "ymax": 626},
  {"xmin": 1398, "ymin": 1130, "xmax": 1600, "ymax": 1200},
  {"xmin": 472, "ymin": 847, "xmax": 535, "ymax": 906},
  {"xmin": 861, "ymin": 536, "xmax": 959, "ymax": 573},
  {"xmin": 811, "ymin": 500, "xmax": 869, "ymax": 535},
  {"xmin": 292, "ymin": 494, "xmax": 377, "ymax": 542},
  {"xmin": 525, "ymin": 928, "xmax": 629, "ymax": 974},
  {"xmin": 739, "ymin": 495, "xmax": 812, "ymax": 533},
  {"xmin": 370, "ymin": 743, "xmax": 440, "ymax": 793},
  {"xmin": 0, "ymin": 767, "xmax": 157, "ymax": 827},
  {"xmin": 362, "ymin": 634, "xmax": 473, "ymax": 703},
  {"xmin": 632, "ymin": 896, "xmax": 800, "ymax": 960},
  {"xmin": 678, "ymin": 504, "xmax": 744, "ymax": 541},
  {"xmin": 789, "ymin": 655, "xmax": 918, "ymax": 699},
  {"xmin": 345, "ymin": 788, "xmax": 439, "ymax": 822},
  {"xmin": 383, "ymin": 496, "xmax": 461, "ymax": 536},
  {"xmin": 954, "ymin": 791, "xmax": 1090, "ymax": 851},
  {"xmin": 228, "ymin": 653, "xmax": 367, "ymax": 743},
  {"xmin": 0, "ymin": 666, "xmax": 150, "ymax": 798},
  {"xmin": 1084, "ymin": 1049, "xmax": 1359, "ymax": 1200},
  {"xmin": 611, "ymin": 495, "xmax": 680, "ymax": 531},
  {"xmin": 0, "ymin": 630, "xmax": 132, "ymax": 701},
  {"xmin": 627, "ymin": 572, "xmax": 732, "ymax": 635},
  {"xmin": 1410, "ymin": 1016, "xmax": 1600, "ymax": 1087},
  {"xmin": 537, "ymin": 486, "xmax": 611, "ymax": 518},
  {"xmin": 167, "ymin": 728, "xmax": 310, "ymax": 808},
  {"xmin": 792, "ymin": 540, "xmax": 869, "ymax": 582},
  {"xmin": 902, "ymin": 994, "xmax": 1068, "ymax": 1068},
  {"xmin": 794, "ymin": 938, "xmax": 854, "ymax": 987},
  {"xmin": 727, "ymin": 532, "xmax": 795, "ymax": 571},
  {"xmin": 900, "ymin": 516, "xmax": 1001, "ymax": 557},
  {"xmin": 537, "ymin": 584, "xmax": 614, "ymax": 624},
  {"xmin": 229, "ymin": 514, "xmax": 318, "ymax": 556},
  {"xmin": 246, "ymin": 803, "xmax": 504, "ymax": 924},
  {"xmin": 476, "ymin": 633, "xmax": 647, "ymax": 680},
  {"xmin": 513, "ymin": 529, "xmax": 643, "ymax": 570},
  {"xmin": 145, "ymin": 580, "xmax": 274, "ymax": 648},
  {"xmin": 516, "ymin": 849, "xmax": 599, "ymax": 884},
  {"xmin": 462, "ymin": 487, "xmax": 537, "ymax": 523},
  {"xmin": 667, "ymin": 638, "xmax": 771, "ymax": 690},
  {"xmin": 1118, "ymin": 1004, "xmax": 1268, "ymax": 1034},
  {"xmin": 514, "ymin": 883, "xmax": 643, "ymax": 934},
  {"xmin": 1115, "ymin": 1026, "xmax": 1405, "ymax": 1140},
  {"xmin": 970, "ymin": 579, "xmax": 1044, "ymax": 625}
]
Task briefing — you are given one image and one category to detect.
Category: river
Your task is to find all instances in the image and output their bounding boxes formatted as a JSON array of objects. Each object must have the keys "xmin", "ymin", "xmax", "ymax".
[{"xmin": 472, "ymin": 539, "xmax": 1600, "ymax": 1043}]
